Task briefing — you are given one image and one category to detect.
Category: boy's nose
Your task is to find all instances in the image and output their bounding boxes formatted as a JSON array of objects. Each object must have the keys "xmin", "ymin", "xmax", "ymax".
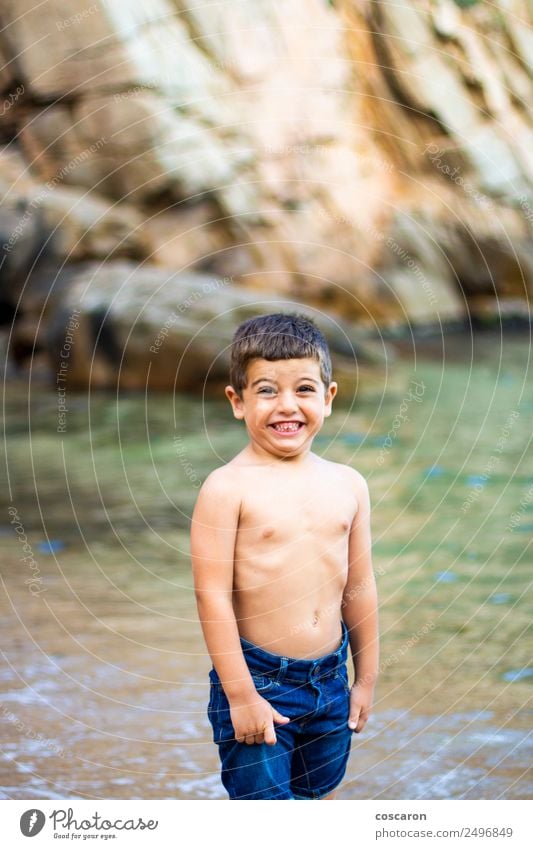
[{"xmin": 276, "ymin": 392, "xmax": 299, "ymax": 414}]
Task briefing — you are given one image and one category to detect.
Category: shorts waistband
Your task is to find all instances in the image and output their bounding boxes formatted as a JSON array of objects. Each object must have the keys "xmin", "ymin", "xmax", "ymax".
[{"xmin": 239, "ymin": 620, "xmax": 349, "ymax": 683}]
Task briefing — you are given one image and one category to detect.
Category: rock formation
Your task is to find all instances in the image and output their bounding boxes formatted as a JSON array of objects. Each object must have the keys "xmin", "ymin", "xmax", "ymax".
[{"xmin": 0, "ymin": 0, "xmax": 531, "ymax": 390}]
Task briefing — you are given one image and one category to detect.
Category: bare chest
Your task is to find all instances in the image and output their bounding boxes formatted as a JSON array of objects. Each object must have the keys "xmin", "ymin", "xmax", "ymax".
[{"xmin": 237, "ymin": 476, "xmax": 357, "ymax": 547}]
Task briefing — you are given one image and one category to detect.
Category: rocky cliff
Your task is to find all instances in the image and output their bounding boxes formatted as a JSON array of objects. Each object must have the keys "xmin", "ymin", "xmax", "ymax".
[{"xmin": 1, "ymin": 0, "xmax": 532, "ymax": 390}]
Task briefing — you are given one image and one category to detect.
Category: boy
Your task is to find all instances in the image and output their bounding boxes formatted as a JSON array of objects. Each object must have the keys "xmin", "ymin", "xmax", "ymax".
[{"xmin": 191, "ymin": 312, "xmax": 379, "ymax": 800}]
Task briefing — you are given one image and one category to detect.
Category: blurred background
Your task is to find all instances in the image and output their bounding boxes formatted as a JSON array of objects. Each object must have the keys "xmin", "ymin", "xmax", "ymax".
[{"xmin": 0, "ymin": 0, "xmax": 531, "ymax": 799}]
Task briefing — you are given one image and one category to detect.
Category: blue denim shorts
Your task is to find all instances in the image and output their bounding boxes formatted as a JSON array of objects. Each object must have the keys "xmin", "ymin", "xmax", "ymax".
[{"xmin": 207, "ymin": 621, "xmax": 353, "ymax": 799}]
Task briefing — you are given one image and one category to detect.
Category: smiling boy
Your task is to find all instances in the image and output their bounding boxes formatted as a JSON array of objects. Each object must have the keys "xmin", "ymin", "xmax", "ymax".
[{"xmin": 191, "ymin": 312, "xmax": 379, "ymax": 800}]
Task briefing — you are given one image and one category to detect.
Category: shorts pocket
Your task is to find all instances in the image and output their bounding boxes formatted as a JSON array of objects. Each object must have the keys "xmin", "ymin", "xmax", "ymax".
[
  {"xmin": 250, "ymin": 673, "xmax": 276, "ymax": 694},
  {"xmin": 336, "ymin": 665, "xmax": 351, "ymax": 694}
]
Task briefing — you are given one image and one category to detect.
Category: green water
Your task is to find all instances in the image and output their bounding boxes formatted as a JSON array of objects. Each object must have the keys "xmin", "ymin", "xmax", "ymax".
[{"xmin": 1, "ymin": 329, "xmax": 531, "ymax": 799}]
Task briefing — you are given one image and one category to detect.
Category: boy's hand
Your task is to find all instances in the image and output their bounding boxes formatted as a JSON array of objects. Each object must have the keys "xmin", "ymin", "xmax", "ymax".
[
  {"xmin": 348, "ymin": 681, "xmax": 375, "ymax": 733},
  {"xmin": 229, "ymin": 693, "xmax": 290, "ymax": 746}
]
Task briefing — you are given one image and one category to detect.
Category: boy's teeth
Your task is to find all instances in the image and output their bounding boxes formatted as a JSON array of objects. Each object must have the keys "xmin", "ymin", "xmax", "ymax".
[{"xmin": 273, "ymin": 422, "xmax": 301, "ymax": 431}]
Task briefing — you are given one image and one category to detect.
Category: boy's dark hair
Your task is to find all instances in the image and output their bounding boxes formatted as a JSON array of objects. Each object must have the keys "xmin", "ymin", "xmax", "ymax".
[{"xmin": 229, "ymin": 312, "xmax": 332, "ymax": 394}]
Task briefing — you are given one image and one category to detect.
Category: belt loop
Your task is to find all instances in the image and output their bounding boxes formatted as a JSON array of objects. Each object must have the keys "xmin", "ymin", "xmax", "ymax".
[
  {"xmin": 341, "ymin": 620, "xmax": 348, "ymax": 652},
  {"xmin": 276, "ymin": 656, "xmax": 288, "ymax": 683},
  {"xmin": 334, "ymin": 621, "xmax": 346, "ymax": 658},
  {"xmin": 333, "ymin": 621, "xmax": 348, "ymax": 670}
]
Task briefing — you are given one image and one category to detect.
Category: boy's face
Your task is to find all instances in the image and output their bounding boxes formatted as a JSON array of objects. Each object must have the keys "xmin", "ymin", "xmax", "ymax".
[{"xmin": 225, "ymin": 357, "xmax": 337, "ymax": 461}]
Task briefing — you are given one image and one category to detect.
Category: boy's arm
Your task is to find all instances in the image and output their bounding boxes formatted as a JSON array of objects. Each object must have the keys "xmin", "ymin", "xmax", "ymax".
[
  {"xmin": 191, "ymin": 470, "xmax": 289, "ymax": 745},
  {"xmin": 342, "ymin": 471, "xmax": 379, "ymax": 733}
]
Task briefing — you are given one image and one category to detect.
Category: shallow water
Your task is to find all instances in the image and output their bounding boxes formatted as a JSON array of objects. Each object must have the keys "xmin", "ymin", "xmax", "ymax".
[{"xmin": 1, "ymin": 328, "xmax": 532, "ymax": 799}]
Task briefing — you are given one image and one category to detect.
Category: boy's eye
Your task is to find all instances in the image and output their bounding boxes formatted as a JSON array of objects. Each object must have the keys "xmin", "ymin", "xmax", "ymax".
[{"xmin": 257, "ymin": 385, "xmax": 315, "ymax": 393}]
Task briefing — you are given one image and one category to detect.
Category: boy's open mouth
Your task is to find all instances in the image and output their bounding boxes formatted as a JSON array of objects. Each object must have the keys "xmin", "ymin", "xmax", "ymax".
[{"xmin": 268, "ymin": 421, "xmax": 305, "ymax": 434}]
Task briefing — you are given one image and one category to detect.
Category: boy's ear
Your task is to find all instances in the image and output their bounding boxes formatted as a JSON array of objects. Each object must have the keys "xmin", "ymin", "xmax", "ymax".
[
  {"xmin": 324, "ymin": 381, "xmax": 338, "ymax": 417},
  {"xmin": 225, "ymin": 385, "xmax": 245, "ymax": 419}
]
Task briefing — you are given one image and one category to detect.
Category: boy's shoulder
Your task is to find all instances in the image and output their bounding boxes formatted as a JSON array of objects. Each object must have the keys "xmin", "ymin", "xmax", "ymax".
[
  {"xmin": 199, "ymin": 461, "xmax": 243, "ymax": 501},
  {"xmin": 315, "ymin": 456, "xmax": 368, "ymax": 488},
  {"xmin": 201, "ymin": 463, "xmax": 234, "ymax": 489}
]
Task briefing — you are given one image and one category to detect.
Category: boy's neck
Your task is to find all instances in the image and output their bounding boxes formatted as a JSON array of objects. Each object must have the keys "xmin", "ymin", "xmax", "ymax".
[{"xmin": 244, "ymin": 441, "xmax": 315, "ymax": 466}]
